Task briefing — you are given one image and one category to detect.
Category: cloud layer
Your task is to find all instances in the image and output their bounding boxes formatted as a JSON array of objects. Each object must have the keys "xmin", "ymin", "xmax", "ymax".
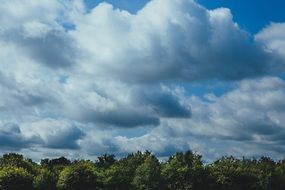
[{"xmin": 0, "ymin": 0, "xmax": 285, "ymax": 160}]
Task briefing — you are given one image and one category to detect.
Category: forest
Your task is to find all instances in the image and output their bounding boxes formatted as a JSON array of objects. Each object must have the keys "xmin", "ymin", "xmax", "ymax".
[{"xmin": 0, "ymin": 151, "xmax": 285, "ymax": 190}]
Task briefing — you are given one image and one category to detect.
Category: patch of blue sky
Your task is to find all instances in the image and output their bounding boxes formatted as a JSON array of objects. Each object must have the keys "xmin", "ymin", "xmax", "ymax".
[
  {"xmin": 61, "ymin": 22, "xmax": 76, "ymax": 32},
  {"xmin": 197, "ymin": 0, "xmax": 285, "ymax": 33},
  {"xmin": 84, "ymin": 0, "xmax": 149, "ymax": 13},
  {"xmin": 58, "ymin": 75, "xmax": 69, "ymax": 84},
  {"xmin": 180, "ymin": 80, "xmax": 236, "ymax": 99}
]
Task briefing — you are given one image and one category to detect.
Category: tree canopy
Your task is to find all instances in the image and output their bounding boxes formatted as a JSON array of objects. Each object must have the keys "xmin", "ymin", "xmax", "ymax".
[{"xmin": 0, "ymin": 151, "xmax": 285, "ymax": 190}]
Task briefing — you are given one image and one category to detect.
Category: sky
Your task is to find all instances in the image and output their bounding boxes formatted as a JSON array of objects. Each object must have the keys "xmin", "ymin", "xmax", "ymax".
[{"xmin": 0, "ymin": 0, "xmax": 285, "ymax": 161}]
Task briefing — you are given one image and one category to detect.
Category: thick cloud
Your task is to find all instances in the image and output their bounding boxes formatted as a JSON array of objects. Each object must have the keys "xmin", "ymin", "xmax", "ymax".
[
  {"xmin": 0, "ymin": 0, "xmax": 285, "ymax": 160},
  {"xmin": 99, "ymin": 77, "xmax": 285, "ymax": 160},
  {"xmin": 0, "ymin": 123, "xmax": 41, "ymax": 149},
  {"xmin": 0, "ymin": 0, "xmax": 82, "ymax": 69},
  {"xmin": 23, "ymin": 119, "xmax": 85, "ymax": 149},
  {"xmin": 134, "ymin": 86, "xmax": 191, "ymax": 118},
  {"xmin": 70, "ymin": 0, "xmax": 281, "ymax": 83},
  {"xmin": 82, "ymin": 109, "xmax": 160, "ymax": 127}
]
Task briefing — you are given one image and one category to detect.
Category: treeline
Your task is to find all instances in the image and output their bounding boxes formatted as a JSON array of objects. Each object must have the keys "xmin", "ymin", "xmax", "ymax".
[{"xmin": 0, "ymin": 151, "xmax": 285, "ymax": 190}]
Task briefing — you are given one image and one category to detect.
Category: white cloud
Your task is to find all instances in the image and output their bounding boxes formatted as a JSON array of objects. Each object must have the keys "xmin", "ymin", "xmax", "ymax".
[
  {"xmin": 0, "ymin": 0, "xmax": 285, "ymax": 160},
  {"xmin": 70, "ymin": 0, "xmax": 278, "ymax": 82},
  {"xmin": 119, "ymin": 77, "xmax": 285, "ymax": 159},
  {"xmin": 255, "ymin": 23, "xmax": 285, "ymax": 66}
]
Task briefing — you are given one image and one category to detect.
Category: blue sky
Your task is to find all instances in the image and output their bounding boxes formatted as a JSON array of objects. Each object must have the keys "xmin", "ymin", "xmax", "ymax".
[
  {"xmin": 0, "ymin": 0, "xmax": 285, "ymax": 161},
  {"xmin": 84, "ymin": 0, "xmax": 149, "ymax": 13},
  {"xmin": 198, "ymin": 0, "xmax": 285, "ymax": 33}
]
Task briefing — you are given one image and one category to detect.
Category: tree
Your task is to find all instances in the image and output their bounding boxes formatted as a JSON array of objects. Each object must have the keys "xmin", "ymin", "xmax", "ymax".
[
  {"xmin": 0, "ymin": 166, "xmax": 34, "ymax": 190},
  {"xmin": 102, "ymin": 151, "xmax": 151, "ymax": 190},
  {"xmin": 132, "ymin": 154, "xmax": 163, "ymax": 190},
  {"xmin": 34, "ymin": 168, "xmax": 57, "ymax": 190},
  {"xmin": 40, "ymin": 157, "xmax": 72, "ymax": 177},
  {"xmin": 162, "ymin": 151, "xmax": 206, "ymax": 190},
  {"xmin": 57, "ymin": 161, "xmax": 100, "ymax": 190},
  {"xmin": 0, "ymin": 153, "xmax": 37, "ymax": 175},
  {"xmin": 271, "ymin": 159, "xmax": 285, "ymax": 190},
  {"xmin": 40, "ymin": 157, "xmax": 71, "ymax": 169},
  {"xmin": 96, "ymin": 154, "xmax": 116, "ymax": 169},
  {"xmin": 208, "ymin": 156, "xmax": 260, "ymax": 190}
]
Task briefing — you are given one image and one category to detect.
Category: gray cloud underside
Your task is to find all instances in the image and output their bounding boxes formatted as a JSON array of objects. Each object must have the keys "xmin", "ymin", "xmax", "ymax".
[{"xmin": 0, "ymin": 0, "xmax": 285, "ymax": 160}]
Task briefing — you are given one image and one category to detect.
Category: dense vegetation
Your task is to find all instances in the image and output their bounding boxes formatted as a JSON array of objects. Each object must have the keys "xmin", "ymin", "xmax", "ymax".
[{"xmin": 0, "ymin": 151, "xmax": 285, "ymax": 190}]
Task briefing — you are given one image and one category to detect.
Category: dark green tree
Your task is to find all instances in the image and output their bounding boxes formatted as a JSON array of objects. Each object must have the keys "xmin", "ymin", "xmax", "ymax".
[
  {"xmin": 102, "ymin": 151, "xmax": 151, "ymax": 190},
  {"xmin": 34, "ymin": 168, "xmax": 57, "ymax": 190},
  {"xmin": 40, "ymin": 157, "xmax": 71, "ymax": 177},
  {"xmin": 57, "ymin": 161, "xmax": 100, "ymax": 190},
  {"xmin": 96, "ymin": 154, "xmax": 116, "ymax": 169},
  {"xmin": 132, "ymin": 154, "xmax": 163, "ymax": 190},
  {"xmin": 0, "ymin": 166, "xmax": 34, "ymax": 190},
  {"xmin": 162, "ymin": 151, "xmax": 206, "ymax": 190},
  {"xmin": 208, "ymin": 156, "xmax": 261, "ymax": 190}
]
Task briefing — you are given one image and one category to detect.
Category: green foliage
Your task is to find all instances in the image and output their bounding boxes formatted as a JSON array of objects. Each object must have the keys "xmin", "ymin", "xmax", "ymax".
[
  {"xmin": 41, "ymin": 157, "xmax": 71, "ymax": 169},
  {"xmin": 0, "ymin": 166, "xmax": 34, "ymax": 190},
  {"xmin": 132, "ymin": 154, "xmax": 163, "ymax": 190},
  {"xmin": 0, "ymin": 153, "xmax": 37, "ymax": 175},
  {"xmin": 40, "ymin": 156, "xmax": 72, "ymax": 180},
  {"xmin": 34, "ymin": 168, "xmax": 57, "ymax": 190},
  {"xmin": 162, "ymin": 151, "xmax": 206, "ymax": 190},
  {"xmin": 1, "ymin": 151, "xmax": 285, "ymax": 190},
  {"xmin": 96, "ymin": 154, "xmax": 116, "ymax": 169},
  {"xmin": 102, "ymin": 151, "xmax": 151, "ymax": 190},
  {"xmin": 57, "ymin": 161, "xmax": 99, "ymax": 190}
]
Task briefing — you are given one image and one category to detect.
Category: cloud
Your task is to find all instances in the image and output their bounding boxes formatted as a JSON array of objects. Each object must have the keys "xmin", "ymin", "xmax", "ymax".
[
  {"xmin": 149, "ymin": 77, "xmax": 285, "ymax": 147},
  {"xmin": 70, "ymin": 0, "xmax": 281, "ymax": 83},
  {"xmin": 134, "ymin": 85, "xmax": 191, "ymax": 118},
  {"xmin": 0, "ymin": 0, "xmax": 83, "ymax": 69},
  {"xmin": 83, "ymin": 109, "xmax": 160, "ymax": 127},
  {"xmin": 0, "ymin": 123, "xmax": 41, "ymax": 149},
  {"xmin": 255, "ymin": 23, "xmax": 285, "ymax": 66},
  {"xmin": 0, "ymin": 0, "xmax": 285, "ymax": 160},
  {"xmin": 22, "ymin": 119, "xmax": 85, "ymax": 149},
  {"xmin": 126, "ymin": 77, "xmax": 285, "ymax": 159},
  {"xmin": 75, "ymin": 77, "xmax": 285, "ymax": 160}
]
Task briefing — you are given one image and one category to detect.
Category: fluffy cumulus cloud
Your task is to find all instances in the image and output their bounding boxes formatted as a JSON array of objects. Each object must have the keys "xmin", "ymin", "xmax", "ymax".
[
  {"xmin": 255, "ymin": 23, "xmax": 285, "ymax": 64},
  {"xmin": 0, "ymin": 0, "xmax": 285, "ymax": 160},
  {"xmin": 70, "ymin": 0, "xmax": 281, "ymax": 82}
]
